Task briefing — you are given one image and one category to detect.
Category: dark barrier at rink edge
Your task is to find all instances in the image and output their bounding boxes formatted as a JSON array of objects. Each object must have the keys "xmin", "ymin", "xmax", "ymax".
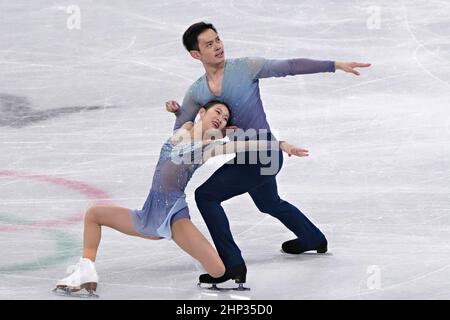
[{"xmin": 3, "ymin": 300, "xmax": 450, "ymax": 317}]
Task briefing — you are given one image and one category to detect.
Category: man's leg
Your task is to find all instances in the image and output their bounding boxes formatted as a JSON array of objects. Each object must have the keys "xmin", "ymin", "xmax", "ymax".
[
  {"xmin": 195, "ymin": 162, "xmax": 275, "ymax": 268},
  {"xmin": 248, "ymin": 177, "xmax": 327, "ymax": 252}
]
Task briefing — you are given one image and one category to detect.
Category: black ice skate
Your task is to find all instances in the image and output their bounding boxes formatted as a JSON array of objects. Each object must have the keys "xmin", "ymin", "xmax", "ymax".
[
  {"xmin": 282, "ymin": 238, "xmax": 328, "ymax": 254},
  {"xmin": 197, "ymin": 263, "xmax": 250, "ymax": 291}
]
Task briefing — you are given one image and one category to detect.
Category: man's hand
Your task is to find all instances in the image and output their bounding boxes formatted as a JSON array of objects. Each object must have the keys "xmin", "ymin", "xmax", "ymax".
[
  {"xmin": 165, "ymin": 100, "xmax": 180, "ymax": 113},
  {"xmin": 280, "ymin": 142, "xmax": 309, "ymax": 157},
  {"xmin": 223, "ymin": 125, "xmax": 239, "ymax": 138},
  {"xmin": 225, "ymin": 125, "xmax": 239, "ymax": 131},
  {"xmin": 335, "ymin": 61, "xmax": 371, "ymax": 76}
]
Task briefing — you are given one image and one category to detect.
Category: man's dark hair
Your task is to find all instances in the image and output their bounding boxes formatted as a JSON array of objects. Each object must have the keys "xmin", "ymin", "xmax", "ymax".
[{"xmin": 182, "ymin": 22, "xmax": 217, "ymax": 52}]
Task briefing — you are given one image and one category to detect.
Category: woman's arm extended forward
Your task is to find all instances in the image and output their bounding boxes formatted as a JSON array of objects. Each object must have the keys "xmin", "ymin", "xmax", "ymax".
[{"xmin": 202, "ymin": 140, "xmax": 309, "ymax": 162}]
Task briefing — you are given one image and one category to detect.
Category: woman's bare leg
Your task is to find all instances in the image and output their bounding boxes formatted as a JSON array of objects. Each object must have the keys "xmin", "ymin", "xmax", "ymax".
[
  {"xmin": 171, "ymin": 219, "xmax": 225, "ymax": 278},
  {"xmin": 83, "ymin": 205, "xmax": 159, "ymax": 261},
  {"xmin": 82, "ymin": 206, "xmax": 225, "ymax": 277}
]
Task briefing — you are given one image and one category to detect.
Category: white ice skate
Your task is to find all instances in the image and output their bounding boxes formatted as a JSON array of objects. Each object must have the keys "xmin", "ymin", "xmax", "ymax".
[{"xmin": 53, "ymin": 257, "xmax": 99, "ymax": 298}]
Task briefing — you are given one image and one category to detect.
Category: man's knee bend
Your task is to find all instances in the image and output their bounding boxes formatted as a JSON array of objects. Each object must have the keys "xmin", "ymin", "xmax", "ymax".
[
  {"xmin": 262, "ymin": 209, "xmax": 288, "ymax": 221},
  {"xmin": 194, "ymin": 187, "xmax": 205, "ymax": 202},
  {"xmin": 273, "ymin": 202, "xmax": 301, "ymax": 220},
  {"xmin": 255, "ymin": 204, "xmax": 272, "ymax": 215},
  {"xmin": 195, "ymin": 186, "xmax": 216, "ymax": 203},
  {"xmin": 256, "ymin": 200, "xmax": 286, "ymax": 216}
]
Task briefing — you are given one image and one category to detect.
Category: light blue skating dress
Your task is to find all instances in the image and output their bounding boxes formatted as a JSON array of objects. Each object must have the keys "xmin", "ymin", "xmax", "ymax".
[{"xmin": 130, "ymin": 137, "xmax": 227, "ymax": 239}]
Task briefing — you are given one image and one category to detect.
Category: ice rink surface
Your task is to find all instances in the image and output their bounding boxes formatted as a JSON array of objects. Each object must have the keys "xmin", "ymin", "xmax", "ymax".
[{"xmin": 0, "ymin": 0, "xmax": 449, "ymax": 300}]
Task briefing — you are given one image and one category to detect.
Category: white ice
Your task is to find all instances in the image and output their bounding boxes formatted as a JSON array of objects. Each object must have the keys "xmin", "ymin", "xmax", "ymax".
[{"xmin": 0, "ymin": 0, "xmax": 450, "ymax": 300}]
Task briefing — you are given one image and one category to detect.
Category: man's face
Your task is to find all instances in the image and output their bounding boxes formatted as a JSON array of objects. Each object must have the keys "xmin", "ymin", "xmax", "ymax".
[{"xmin": 194, "ymin": 29, "xmax": 225, "ymax": 64}]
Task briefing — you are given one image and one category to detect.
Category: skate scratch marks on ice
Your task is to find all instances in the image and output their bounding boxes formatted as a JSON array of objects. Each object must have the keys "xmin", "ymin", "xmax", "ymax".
[
  {"xmin": 0, "ymin": 230, "xmax": 79, "ymax": 273},
  {"xmin": 0, "ymin": 170, "xmax": 113, "ymax": 231}
]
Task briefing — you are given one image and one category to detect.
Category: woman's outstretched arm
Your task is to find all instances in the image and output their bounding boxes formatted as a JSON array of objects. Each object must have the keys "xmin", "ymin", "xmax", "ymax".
[{"xmin": 202, "ymin": 139, "xmax": 309, "ymax": 162}]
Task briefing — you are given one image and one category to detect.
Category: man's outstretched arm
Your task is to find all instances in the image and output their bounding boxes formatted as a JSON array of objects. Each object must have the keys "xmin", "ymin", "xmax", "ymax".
[{"xmin": 248, "ymin": 57, "xmax": 370, "ymax": 79}]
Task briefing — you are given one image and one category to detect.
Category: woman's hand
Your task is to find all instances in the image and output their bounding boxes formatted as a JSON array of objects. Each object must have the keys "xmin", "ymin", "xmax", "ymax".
[{"xmin": 280, "ymin": 142, "xmax": 309, "ymax": 157}]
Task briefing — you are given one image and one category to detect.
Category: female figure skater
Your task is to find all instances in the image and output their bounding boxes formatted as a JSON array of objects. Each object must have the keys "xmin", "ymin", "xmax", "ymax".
[{"xmin": 53, "ymin": 100, "xmax": 309, "ymax": 297}]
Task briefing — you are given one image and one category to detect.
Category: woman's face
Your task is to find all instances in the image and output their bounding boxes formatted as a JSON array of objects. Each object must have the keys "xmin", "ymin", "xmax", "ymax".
[{"xmin": 199, "ymin": 103, "xmax": 230, "ymax": 134}]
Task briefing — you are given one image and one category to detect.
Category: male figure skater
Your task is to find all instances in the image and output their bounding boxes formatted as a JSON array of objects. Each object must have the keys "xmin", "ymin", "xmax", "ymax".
[{"xmin": 166, "ymin": 22, "xmax": 370, "ymax": 286}]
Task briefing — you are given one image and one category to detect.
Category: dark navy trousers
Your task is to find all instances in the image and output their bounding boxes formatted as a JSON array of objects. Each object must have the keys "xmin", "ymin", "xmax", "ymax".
[{"xmin": 195, "ymin": 140, "xmax": 327, "ymax": 268}]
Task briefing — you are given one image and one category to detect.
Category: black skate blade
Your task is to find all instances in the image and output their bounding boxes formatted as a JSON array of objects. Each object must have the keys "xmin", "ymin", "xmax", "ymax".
[
  {"xmin": 197, "ymin": 282, "xmax": 250, "ymax": 291},
  {"xmin": 232, "ymin": 283, "xmax": 251, "ymax": 291},
  {"xmin": 52, "ymin": 287, "xmax": 99, "ymax": 299}
]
